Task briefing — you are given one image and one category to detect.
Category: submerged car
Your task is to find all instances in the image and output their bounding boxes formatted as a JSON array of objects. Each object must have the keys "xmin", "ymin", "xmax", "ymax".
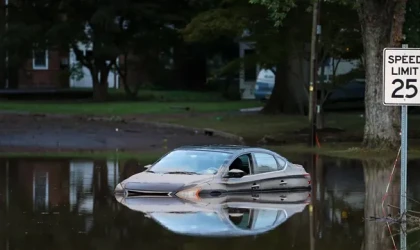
[
  {"xmin": 114, "ymin": 145, "xmax": 311, "ymax": 200},
  {"xmin": 115, "ymin": 191, "xmax": 310, "ymax": 237}
]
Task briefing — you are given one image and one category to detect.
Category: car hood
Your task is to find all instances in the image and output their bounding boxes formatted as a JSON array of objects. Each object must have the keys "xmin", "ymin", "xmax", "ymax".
[{"xmin": 115, "ymin": 172, "xmax": 214, "ymax": 193}]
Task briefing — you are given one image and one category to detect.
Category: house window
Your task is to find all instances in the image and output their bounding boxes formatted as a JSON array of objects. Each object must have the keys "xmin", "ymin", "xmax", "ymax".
[{"xmin": 33, "ymin": 49, "xmax": 48, "ymax": 70}]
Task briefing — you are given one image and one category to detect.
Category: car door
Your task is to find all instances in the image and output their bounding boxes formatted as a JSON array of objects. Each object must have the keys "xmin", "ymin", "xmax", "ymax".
[
  {"xmin": 251, "ymin": 152, "xmax": 288, "ymax": 191},
  {"xmin": 222, "ymin": 154, "xmax": 261, "ymax": 193}
]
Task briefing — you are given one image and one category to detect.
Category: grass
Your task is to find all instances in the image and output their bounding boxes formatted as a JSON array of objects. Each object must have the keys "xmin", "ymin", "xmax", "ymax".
[
  {"xmin": 101, "ymin": 89, "xmax": 231, "ymax": 102},
  {"xmin": 0, "ymin": 100, "xmax": 261, "ymax": 115},
  {"xmin": 55, "ymin": 88, "xmax": 233, "ymax": 102}
]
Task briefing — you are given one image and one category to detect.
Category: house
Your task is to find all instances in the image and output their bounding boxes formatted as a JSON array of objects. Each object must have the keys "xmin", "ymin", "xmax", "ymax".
[
  {"xmin": 1, "ymin": 0, "xmax": 121, "ymax": 90},
  {"xmin": 16, "ymin": 49, "xmax": 70, "ymax": 89},
  {"xmin": 12, "ymin": 45, "xmax": 121, "ymax": 89}
]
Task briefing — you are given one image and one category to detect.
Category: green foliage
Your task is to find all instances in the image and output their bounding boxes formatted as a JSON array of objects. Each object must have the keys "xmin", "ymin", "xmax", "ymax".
[
  {"xmin": 319, "ymin": 2, "xmax": 362, "ymax": 61},
  {"xmin": 183, "ymin": 0, "xmax": 312, "ymax": 76},
  {"xmin": 183, "ymin": 9, "xmax": 247, "ymax": 42},
  {"xmin": 249, "ymin": 0, "xmax": 296, "ymax": 26},
  {"xmin": 69, "ymin": 62, "xmax": 85, "ymax": 81}
]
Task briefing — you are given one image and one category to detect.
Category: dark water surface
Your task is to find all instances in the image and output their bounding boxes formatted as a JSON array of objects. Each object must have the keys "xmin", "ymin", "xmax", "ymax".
[{"xmin": 0, "ymin": 156, "xmax": 419, "ymax": 250}]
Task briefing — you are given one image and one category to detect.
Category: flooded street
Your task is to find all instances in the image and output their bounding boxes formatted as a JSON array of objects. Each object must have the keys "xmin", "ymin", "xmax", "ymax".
[{"xmin": 0, "ymin": 155, "xmax": 418, "ymax": 250}]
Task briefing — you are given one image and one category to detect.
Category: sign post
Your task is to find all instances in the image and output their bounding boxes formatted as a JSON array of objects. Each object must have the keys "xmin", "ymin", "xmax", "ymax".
[{"xmin": 383, "ymin": 45, "xmax": 419, "ymax": 249}]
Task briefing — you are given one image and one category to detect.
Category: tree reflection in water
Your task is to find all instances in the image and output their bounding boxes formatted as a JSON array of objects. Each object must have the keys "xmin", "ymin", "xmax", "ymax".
[{"xmin": 362, "ymin": 159, "xmax": 400, "ymax": 250}]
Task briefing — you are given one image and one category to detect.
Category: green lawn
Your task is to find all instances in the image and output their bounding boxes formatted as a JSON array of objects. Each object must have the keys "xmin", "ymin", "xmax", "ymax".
[
  {"xmin": 72, "ymin": 89, "xmax": 231, "ymax": 102},
  {"xmin": 0, "ymin": 100, "xmax": 261, "ymax": 115}
]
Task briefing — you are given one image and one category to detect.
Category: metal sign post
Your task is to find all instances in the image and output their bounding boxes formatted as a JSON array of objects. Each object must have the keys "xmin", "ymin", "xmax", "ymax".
[
  {"xmin": 401, "ymin": 104, "xmax": 407, "ymax": 249},
  {"xmin": 383, "ymin": 44, "xmax": 419, "ymax": 249},
  {"xmin": 400, "ymin": 43, "xmax": 408, "ymax": 250}
]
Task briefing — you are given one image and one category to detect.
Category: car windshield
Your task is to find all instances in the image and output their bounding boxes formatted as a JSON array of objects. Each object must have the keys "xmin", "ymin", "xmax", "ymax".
[{"xmin": 149, "ymin": 150, "xmax": 232, "ymax": 175}]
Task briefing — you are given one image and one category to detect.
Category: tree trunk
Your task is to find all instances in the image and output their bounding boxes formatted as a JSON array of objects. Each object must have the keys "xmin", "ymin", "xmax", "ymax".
[
  {"xmin": 261, "ymin": 59, "xmax": 307, "ymax": 115},
  {"xmin": 357, "ymin": 0, "xmax": 407, "ymax": 150},
  {"xmin": 120, "ymin": 53, "xmax": 141, "ymax": 100},
  {"xmin": 362, "ymin": 159, "xmax": 399, "ymax": 250},
  {"xmin": 261, "ymin": 62, "xmax": 294, "ymax": 114},
  {"xmin": 92, "ymin": 68, "xmax": 109, "ymax": 102}
]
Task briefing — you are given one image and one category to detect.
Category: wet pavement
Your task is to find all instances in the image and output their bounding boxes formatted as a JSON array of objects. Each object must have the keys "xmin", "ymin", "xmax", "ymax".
[
  {"xmin": 0, "ymin": 114, "xmax": 236, "ymax": 151},
  {"xmin": 0, "ymin": 155, "xmax": 419, "ymax": 250}
]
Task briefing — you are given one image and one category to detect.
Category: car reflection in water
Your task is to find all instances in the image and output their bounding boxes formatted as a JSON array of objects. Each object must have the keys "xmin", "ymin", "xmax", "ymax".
[{"xmin": 115, "ymin": 191, "xmax": 310, "ymax": 237}]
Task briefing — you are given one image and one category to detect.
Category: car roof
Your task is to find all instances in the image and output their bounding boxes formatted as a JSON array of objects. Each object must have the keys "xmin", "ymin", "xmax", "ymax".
[{"xmin": 173, "ymin": 144, "xmax": 279, "ymax": 155}]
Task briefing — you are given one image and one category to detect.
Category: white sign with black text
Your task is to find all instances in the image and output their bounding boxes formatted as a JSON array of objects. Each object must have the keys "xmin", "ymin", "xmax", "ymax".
[{"xmin": 383, "ymin": 48, "xmax": 420, "ymax": 105}]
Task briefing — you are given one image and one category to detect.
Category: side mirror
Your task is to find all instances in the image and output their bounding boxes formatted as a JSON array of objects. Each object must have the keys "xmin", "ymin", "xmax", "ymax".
[
  {"xmin": 225, "ymin": 169, "xmax": 246, "ymax": 178},
  {"xmin": 144, "ymin": 164, "xmax": 152, "ymax": 169}
]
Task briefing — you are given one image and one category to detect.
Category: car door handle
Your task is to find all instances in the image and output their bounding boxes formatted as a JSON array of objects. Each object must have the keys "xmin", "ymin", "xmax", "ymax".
[
  {"xmin": 279, "ymin": 181, "xmax": 287, "ymax": 185},
  {"xmin": 251, "ymin": 184, "xmax": 260, "ymax": 189}
]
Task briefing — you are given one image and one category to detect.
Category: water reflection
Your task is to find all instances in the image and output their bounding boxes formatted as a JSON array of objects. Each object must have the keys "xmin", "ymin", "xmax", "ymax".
[
  {"xmin": 362, "ymin": 159, "xmax": 400, "ymax": 250},
  {"xmin": 116, "ymin": 192, "xmax": 310, "ymax": 237},
  {"xmin": 0, "ymin": 156, "xmax": 419, "ymax": 249}
]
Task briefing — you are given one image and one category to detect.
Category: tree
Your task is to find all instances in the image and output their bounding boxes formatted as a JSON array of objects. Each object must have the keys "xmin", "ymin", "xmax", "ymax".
[
  {"xmin": 317, "ymin": 2, "xmax": 363, "ymax": 85},
  {"xmin": 183, "ymin": 0, "xmax": 363, "ymax": 115},
  {"xmin": 50, "ymin": 0, "xmax": 171, "ymax": 101},
  {"xmin": 252, "ymin": 0, "xmax": 408, "ymax": 150},
  {"xmin": 184, "ymin": 0, "xmax": 313, "ymax": 114},
  {"xmin": 0, "ymin": 0, "xmax": 56, "ymax": 89},
  {"xmin": 2, "ymin": 0, "xmax": 175, "ymax": 101}
]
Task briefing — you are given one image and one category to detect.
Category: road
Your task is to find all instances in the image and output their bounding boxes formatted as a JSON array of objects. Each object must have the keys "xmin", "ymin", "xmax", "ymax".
[{"xmin": 0, "ymin": 114, "xmax": 237, "ymax": 152}]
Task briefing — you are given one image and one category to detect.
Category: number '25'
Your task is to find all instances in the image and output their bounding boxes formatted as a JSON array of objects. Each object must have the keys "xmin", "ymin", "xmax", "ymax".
[{"xmin": 392, "ymin": 79, "xmax": 418, "ymax": 98}]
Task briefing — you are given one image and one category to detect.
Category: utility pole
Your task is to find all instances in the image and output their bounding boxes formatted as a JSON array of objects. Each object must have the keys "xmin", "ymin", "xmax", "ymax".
[
  {"xmin": 308, "ymin": 0, "xmax": 321, "ymax": 147},
  {"xmin": 5, "ymin": 0, "xmax": 9, "ymax": 89}
]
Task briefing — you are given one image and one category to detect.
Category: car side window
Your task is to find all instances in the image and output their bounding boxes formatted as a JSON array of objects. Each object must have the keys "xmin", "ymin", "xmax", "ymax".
[
  {"xmin": 275, "ymin": 157, "xmax": 287, "ymax": 170},
  {"xmin": 228, "ymin": 154, "xmax": 251, "ymax": 175},
  {"xmin": 238, "ymin": 155, "xmax": 249, "ymax": 165},
  {"xmin": 253, "ymin": 153, "xmax": 278, "ymax": 174}
]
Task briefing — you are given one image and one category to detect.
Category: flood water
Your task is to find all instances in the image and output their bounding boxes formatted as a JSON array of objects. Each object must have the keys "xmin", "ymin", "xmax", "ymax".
[{"xmin": 0, "ymin": 156, "xmax": 419, "ymax": 250}]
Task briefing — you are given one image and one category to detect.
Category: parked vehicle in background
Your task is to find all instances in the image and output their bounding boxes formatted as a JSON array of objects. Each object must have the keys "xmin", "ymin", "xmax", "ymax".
[
  {"xmin": 323, "ymin": 78, "xmax": 420, "ymax": 113},
  {"xmin": 323, "ymin": 78, "xmax": 365, "ymax": 111},
  {"xmin": 254, "ymin": 69, "xmax": 275, "ymax": 100}
]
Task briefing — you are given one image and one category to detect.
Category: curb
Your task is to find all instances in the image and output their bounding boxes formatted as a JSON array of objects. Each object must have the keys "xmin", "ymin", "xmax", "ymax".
[{"xmin": 3, "ymin": 112, "xmax": 245, "ymax": 144}]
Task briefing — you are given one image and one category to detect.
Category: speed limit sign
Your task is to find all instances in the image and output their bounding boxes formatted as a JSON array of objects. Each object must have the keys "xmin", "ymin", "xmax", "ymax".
[
  {"xmin": 383, "ymin": 46, "xmax": 420, "ymax": 250},
  {"xmin": 383, "ymin": 48, "xmax": 420, "ymax": 105}
]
